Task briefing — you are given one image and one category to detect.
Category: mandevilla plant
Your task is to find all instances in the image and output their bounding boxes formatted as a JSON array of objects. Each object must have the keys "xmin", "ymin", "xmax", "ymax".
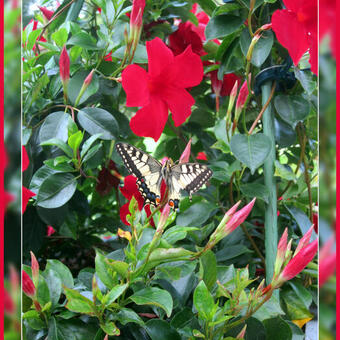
[{"xmin": 22, "ymin": 0, "xmax": 318, "ymax": 339}]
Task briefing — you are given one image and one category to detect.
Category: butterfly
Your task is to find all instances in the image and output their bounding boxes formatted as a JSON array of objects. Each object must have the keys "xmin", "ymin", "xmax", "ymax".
[{"xmin": 115, "ymin": 142, "xmax": 213, "ymax": 210}]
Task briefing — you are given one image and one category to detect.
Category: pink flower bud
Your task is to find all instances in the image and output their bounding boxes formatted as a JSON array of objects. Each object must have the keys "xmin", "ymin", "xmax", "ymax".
[
  {"xmin": 294, "ymin": 225, "xmax": 314, "ymax": 256},
  {"xmin": 319, "ymin": 236, "xmax": 335, "ymax": 287},
  {"xmin": 277, "ymin": 227, "xmax": 288, "ymax": 258},
  {"xmin": 237, "ymin": 324, "xmax": 247, "ymax": 338},
  {"xmin": 235, "ymin": 76, "xmax": 250, "ymax": 110},
  {"xmin": 210, "ymin": 70, "xmax": 222, "ymax": 97},
  {"xmin": 4, "ymin": 288, "xmax": 15, "ymax": 315},
  {"xmin": 39, "ymin": 6, "xmax": 54, "ymax": 20},
  {"xmin": 60, "ymin": 46, "xmax": 70, "ymax": 83},
  {"xmin": 84, "ymin": 69, "xmax": 94, "ymax": 86},
  {"xmin": 224, "ymin": 198, "xmax": 256, "ymax": 234},
  {"xmin": 22, "ymin": 270, "xmax": 36, "ymax": 297},
  {"xmin": 104, "ymin": 335, "xmax": 109, "ymax": 340},
  {"xmin": 130, "ymin": 0, "xmax": 145, "ymax": 28},
  {"xmin": 30, "ymin": 251, "xmax": 39, "ymax": 285},
  {"xmin": 47, "ymin": 225, "xmax": 56, "ymax": 236},
  {"xmin": 225, "ymin": 200, "xmax": 241, "ymax": 217},
  {"xmin": 230, "ymin": 79, "xmax": 239, "ymax": 99},
  {"xmin": 157, "ymin": 203, "xmax": 171, "ymax": 231},
  {"xmin": 179, "ymin": 139, "xmax": 191, "ymax": 163},
  {"xmin": 280, "ymin": 239, "xmax": 318, "ymax": 282},
  {"xmin": 261, "ymin": 23, "xmax": 272, "ymax": 31}
]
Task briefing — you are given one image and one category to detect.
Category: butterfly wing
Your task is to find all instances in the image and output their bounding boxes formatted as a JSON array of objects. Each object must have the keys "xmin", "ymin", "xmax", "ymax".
[
  {"xmin": 168, "ymin": 163, "xmax": 213, "ymax": 209},
  {"xmin": 115, "ymin": 143, "xmax": 162, "ymax": 206}
]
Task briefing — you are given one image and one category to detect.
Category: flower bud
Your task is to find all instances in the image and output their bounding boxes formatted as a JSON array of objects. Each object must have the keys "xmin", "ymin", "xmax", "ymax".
[
  {"xmin": 4, "ymin": 288, "xmax": 15, "ymax": 315},
  {"xmin": 130, "ymin": 0, "xmax": 145, "ymax": 29},
  {"xmin": 22, "ymin": 270, "xmax": 36, "ymax": 298},
  {"xmin": 293, "ymin": 225, "xmax": 313, "ymax": 256},
  {"xmin": 235, "ymin": 76, "xmax": 250, "ymax": 111},
  {"xmin": 274, "ymin": 227, "xmax": 288, "ymax": 276},
  {"xmin": 237, "ymin": 324, "xmax": 247, "ymax": 338},
  {"xmin": 9, "ymin": 265, "xmax": 19, "ymax": 292},
  {"xmin": 260, "ymin": 23, "xmax": 272, "ymax": 31},
  {"xmin": 39, "ymin": 6, "xmax": 54, "ymax": 21},
  {"xmin": 157, "ymin": 203, "xmax": 171, "ymax": 232},
  {"xmin": 279, "ymin": 239, "xmax": 318, "ymax": 282},
  {"xmin": 60, "ymin": 46, "xmax": 70, "ymax": 83},
  {"xmin": 30, "ymin": 251, "xmax": 39, "ymax": 286},
  {"xmin": 179, "ymin": 139, "xmax": 191, "ymax": 164},
  {"xmin": 74, "ymin": 69, "xmax": 95, "ymax": 106},
  {"xmin": 246, "ymin": 34, "xmax": 261, "ymax": 62}
]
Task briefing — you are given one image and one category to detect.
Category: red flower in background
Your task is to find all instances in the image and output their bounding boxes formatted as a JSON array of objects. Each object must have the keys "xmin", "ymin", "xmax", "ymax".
[
  {"xmin": 39, "ymin": 6, "xmax": 54, "ymax": 20},
  {"xmin": 46, "ymin": 225, "xmax": 56, "ymax": 236},
  {"xmin": 22, "ymin": 146, "xmax": 36, "ymax": 213},
  {"xmin": 196, "ymin": 152, "xmax": 207, "ymax": 160},
  {"xmin": 96, "ymin": 160, "xmax": 121, "ymax": 196},
  {"xmin": 119, "ymin": 175, "xmax": 154, "ymax": 226},
  {"xmin": 209, "ymin": 71, "xmax": 241, "ymax": 97},
  {"xmin": 319, "ymin": 236, "xmax": 336, "ymax": 287},
  {"xmin": 271, "ymin": 0, "xmax": 317, "ymax": 74},
  {"xmin": 122, "ymin": 37, "xmax": 203, "ymax": 141},
  {"xmin": 23, "ymin": 20, "xmax": 47, "ymax": 55}
]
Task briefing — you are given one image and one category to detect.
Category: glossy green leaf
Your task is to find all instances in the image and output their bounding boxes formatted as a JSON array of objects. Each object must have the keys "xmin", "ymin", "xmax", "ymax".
[
  {"xmin": 205, "ymin": 14, "xmax": 244, "ymax": 40},
  {"xmin": 274, "ymin": 118, "xmax": 297, "ymax": 147},
  {"xmin": 193, "ymin": 280, "xmax": 216, "ymax": 321},
  {"xmin": 240, "ymin": 182, "xmax": 269, "ymax": 203},
  {"xmin": 45, "ymin": 259, "xmax": 74, "ymax": 288},
  {"xmin": 39, "ymin": 112, "xmax": 72, "ymax": 143},
  {"xmin": 40, "ymin": 138, "xmax": 74, "ymax": 158},
  {"xmin": 80, "ymin": 133, "xmax": 102, "ymax": 158},
  {"xmin": 176, "ymin": 201, "xmax": 216, "ymax": 227},
  {"xmin": 95, "ymin": 252, "xmax": 117, "ymax": 289},
  {"xmin": 77, "ymin": 107, "xmax": 118, "ymax": 140},
  {"xmin": 115, "ymin": 308, "xmax": 144, "ymax": 326},
  {"xmin": 36, "ymin": 173, "xmax": 77, "ymax": 208},
  {"xmin": 68, "ymin": 71, "xmax": 99, "ymax": 105},
  {"xmin": 64, "ymin": 287, "xmax": 96, "ymax": 314},
  {"xmin": 129, "ymin": 287, "xmax": 173, "ymax": 318},
  {"xmin": 43, "ymin": 269, "xmax": 62, "ymax": 308},
  {"xmin": 68, "ymin": 32, "xmax": 99, "ymax": 49},
  {"xmin": 230, "ymin": 133, "xmax": 272, "ymax": 174},
  {"xmin": 145, "ymin": 320, "xmax": 181, "ymax": 340},
  {"xmin": 51, "ymin": 28, "xmax": 68, "ymax": 47},
  {"xmin": 102, "ymin": 283, "xmax": 128, "ymax": 307},
  {"xmin": 112, "ymin": 44, "xmax": 148, "ymax": 63},
  {"xmin": 100, "ymin": 321, "xmax": 120, "ymax": 336},
  {"xmin": 263, "ymin": 317, "xmax": 293, "ymax": 340},
  {"xmin": 68, "ymin": 131, "xmax": 83, "ymax": 156},
  {"xmin": 274, "ymin": 95, "xmax": 311, "ymax": 128},
  {"xmin": 200, "ymin": 250, "xmax": 217, "ymax": 291},
  {"xmin": 29, "ymin": 166, "xmax": 59, "ymax": 193}
]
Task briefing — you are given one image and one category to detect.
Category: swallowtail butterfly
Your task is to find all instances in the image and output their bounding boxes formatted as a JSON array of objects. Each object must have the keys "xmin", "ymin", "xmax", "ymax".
[{"xmin": 116, "ymin": 142, "xmax": 213, "ymax": 210}]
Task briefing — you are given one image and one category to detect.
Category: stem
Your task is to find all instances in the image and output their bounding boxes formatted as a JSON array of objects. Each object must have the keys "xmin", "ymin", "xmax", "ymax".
[
  {"xmin": 261, "ymin": 81, "xmax": 278, "ymax": 286},
  {"xmin": 248, "ymin": 82, "xmax": 276, "ymax": 135}
]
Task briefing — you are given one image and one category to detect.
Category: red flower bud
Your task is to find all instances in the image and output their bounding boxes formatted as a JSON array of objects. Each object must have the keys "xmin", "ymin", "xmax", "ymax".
[
  {"xmin": 260, "ymin": 23, "xmax": 272, "ymax": 31},
  {"xmin": 225, "ymin": 200, "xmax": 241, "ymax": 217},
  {"xmin": 4, "ymin": 288, "xmax": 15, "ymax": 315},
  {"xmin": 22, "ymin": 145, "xmax": 29, "ymax": 172},
  {"xmin": 294, "ymin": 225, "xmax": 314, "ymax": 256},
  {"xmin": 22, "ymin": 270, "xmax": 36, "ymax": 297},
  {"xmin": 59, "ymin": 46, "xmax": 70, "ymax": 83},
  {"xmin": 237, "ymin": 324, "xmax": 247, "ymax": 338},
  {"xmin": 130, "ymin": 0, "xmax": 145, "ymax": 28},
  {"xmin": 280, "ymin": 239, "xmax": 318, "ymax": 282},
  {"xmin": 235, "ymin": 76, "xmax": 250, "ymax": 110},
  {"xmin": 84, "ymin": 69, "xmax": 94, "ymax": 86},
  {"xmin": 319, "ymin": 236, "xmax": 336, "ymax": 287},
  {"xmin": 39, "ymin": 6, "xmax": 54, "ymax": 20}
]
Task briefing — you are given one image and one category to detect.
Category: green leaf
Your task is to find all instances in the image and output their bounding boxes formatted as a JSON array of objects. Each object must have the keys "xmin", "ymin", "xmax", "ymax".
[
  {"xmin": 145, "ymin": 320, "xmax": 181, "ymax": 340},
  {"xmin": 100, "ymin": 321, "xmax": 120, "ymax": 336},
  {"xmin": 263, "ymin": 317, "xmax": 293, "ymax": 340},
  {"xmin": 68, "ymin": 71, "xmax": 99, "ymax": 105},
  {"xmin": 29, "ymin": 165, "xmax": 59, "ymax": 193},
  {"xmin": 43, "ymin": 269, "xmax": 62, "ymax": 308},
  {"xmin": 80, "ymin": 133, "xmax": 102, "ymax": 158},
  {"xmin": 39, "ymin": 112, "xmax": 72, "ymax": 143},
  {"xmin": 82, "ymin": 143, "xmax": 102, "ymax": 163},
  {"xmin": 36, "ymin": 276, "xmax": 51, "ymax": 307},
  {"xmin": 36, "ymin": 173, "xmax": 77, "ymax": 208},
  {"xmin": 230, "ymin": 133, "xmax": 272, "ymax": 174},
  {"xmin": 193, "ymin": 280, "xmax": 216, "ymax": 321},
  {"xmin": 129, "ymin": 287, "xmax": 173, "ymax": 318},
  {"xmin": 240, "ymin": 29, "xmax": 273, "ymax": 67},
  {"xmin": 274, "ymin": 161, "xmax": 297, "ymax": 182},
  {"xmin": 112, "ymin": 44, "xmax": 148, "ymax": 63},
  {"xmin": 27, "ymin": 29, "xmax": 42, "ymax": 51},
  {"xmin": 288, "ymin": 280, "xmax": 312, "ymax": 309},
  {"xmin": 77, "ymin": 107, "xmax": 118, "ymax": 140},
  {"xmin": 240, "ymin": 182, "xmax": 269, "ymax": 203},
  {"xmin": 40, "ymin": 138, "xmax": 74, "ymax": 158},
  {"xmin": 205, "ymin": 14, "xmax": 244, "ymax": 40},
  {"xmin": 23, "ymin": 310, "xmax": 45, "ymax": 330},
  {"xmin": 274, "ymin": 118, "xmax": 297, "ymax": 148},
  {"xmin": 102, "ymin": 283, "xmax": 128, "ymax": 307},
  {"xmin": 68, "ymin": 32, "xmax": 99, "ymax": 49},
  {"xmin": 284, "ymin": 205, "xmax": 313, "ymax": 236},
  {"xmin": 64, "ymin": 287, "xmax": 96, "ymax": 315},
  {"xmin": 95, "ymin": 252, "xmax": 117, "ymax": 289},
  {"xmin": 176, "ymin": 201, "xmax": 216, "ymax": 227},
  {"xmin": 253, "ymin": 295, "xmax": 285, "ymax": 321},
  {"xmin": 45, "ymin": 259, "xmax": 74, "ymax": 288},
  {"xmin": 163, "ymin": 226, "xmax": 199, "ymax": 244},
  {"xmin": 44, "ymin": 158, "xmax": 74, "ymax": 172},
  {"xmin": 51, "ymin": 28, "xmax": 68, "ymax": 47},
  {"xmin": 115, "ymin": 308, "xmax": 144, "ymax": 326},
  {"xmin": 200, "ymin": 250, "xmax": 217, "ymax": 291},
  {"xmin": 196, "ymin": 0, "xmax": 216, "ymax": 16},
  {"xmin": 68, "ymin": 130, "xmax": 83, "ymax": 156},
  {"xmin": 70, "ymin": 45, "xmax": 82, "ymax": 62},
  {"xmin": 294, "ymin": 68, "xmax": 317, "ymax": 95},
  {"xmin": 274, "ymin": 95, "xmax": 311, "ymax": 128}
]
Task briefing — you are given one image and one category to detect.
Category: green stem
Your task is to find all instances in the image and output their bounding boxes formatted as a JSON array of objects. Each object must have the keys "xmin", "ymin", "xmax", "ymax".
[{"xmin": 261, "ymin": 81, "xmax": 278, "ymax": 286}]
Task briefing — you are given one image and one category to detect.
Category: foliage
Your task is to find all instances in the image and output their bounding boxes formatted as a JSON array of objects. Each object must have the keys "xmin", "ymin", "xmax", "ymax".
[{"xmin": 22, "ymin": 0, "xmax": 318, "ymax": 339}]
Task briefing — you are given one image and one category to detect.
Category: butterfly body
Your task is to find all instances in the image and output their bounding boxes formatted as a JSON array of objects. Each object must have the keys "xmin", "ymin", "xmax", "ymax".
[{"xmin": 116, "ymin": 143, "xmax": 212, "ymax": 210}]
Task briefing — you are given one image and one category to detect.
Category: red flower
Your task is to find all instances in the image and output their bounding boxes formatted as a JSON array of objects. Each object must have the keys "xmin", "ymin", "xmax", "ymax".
[
  {"xmin": 312, "ymin": 212, "xmax": 318, "ymax": 233},
  {"xmin": 39, "ymin": 6, "xmax": 54, "ymax": 20},
  {"xmin": 209, "ymin": 71, "xmax": 241, "ymax": 97},
  {"xmin": 104, "ymin": 52, "xmax": 112, "ymax": 61},
  {"xmin": 122, "ymin": 37, "xmax": 203, "ymax": 141},
  {"xmin": 319, "ymin": 236, "xmax": 335, "ymax": 287},
  {"xmin": 169, "ymin": 22, "xmax": 205, "ymax": 56},
  {"xmin": 271, "ymin": 0, "xmax": 317, "ymax": 74},
  {"xmin": 96, "ymin": 160, "xmax": 121, "ymax": 196},
  {"xmin": 22, "ymin": 146, "xmax": 36, "ymax": 213},
  {"xmin": 119, "ymin": 175, "xmax": 154, "ymax": 226},
  {"xmin": 196, "ymin": 152, "xmax": 207, "ymax": 161},
  {"xmin": 22, "ymin": 271, "xmax": 36, "ymax": 297},
  {"xmin": 46, "ymin": 225, "xmax": 56, "ymax": 236},
  {"xmin": 22, "ymin": 145, "xmax": 29, "ymax": 171},
  {"xmin": 279, "ymin": 239, "xmax": 318, "ymax": 282},
  {"xmin": 23, "ymin": 20, "xmax": 47, "ymax": 56}
]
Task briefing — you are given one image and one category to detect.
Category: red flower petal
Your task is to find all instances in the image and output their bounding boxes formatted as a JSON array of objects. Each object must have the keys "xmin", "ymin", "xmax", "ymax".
[
  {"xmin": 271, "ymin": 9, "xmax": 309, "ymax": 66},
  {"xmin": 130, "ymin": 96, "xmax": 169, "ymax": 141},
  {"xmin": 120, "ymin": 202, "xmax": 131, "ymax": 225},
  {"xmin": 144, "ymin": 205, "xmax": 155, "ymax": 227},
  {"xmin": 120, "ymin": 175, "xmax": 139, "ymax": 200},
  {"xmin": 146, "ymin": 37, "xmax": 174, "ymax": 77},
  {"xmin": 196, "ymin": 152, "xmax": 207, "ymax": 160},
  {"xmin": 122, "ymin": 64, "xmax": 150, "ymax": 107},
  {"xmin": 22, "ymin": 186, "xmax": 36, "ymax": 214},
  {"xmin": 308, "ymin": 33, "xmax": 318, "ymax": 75},
  {"xmin": 162, "ymin": 86, "xmax": 195, "ymax": 127},
  {"xmin": 171, "ymin": 45, "xmax": 203, "ymax": 88},
  {"xmin": 22, "ymin": 146, "xmax": 29, "ymax": 172},
  {"xmin": 46, "ymin": 225, "xmax": 56, "ymax": 236}
]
